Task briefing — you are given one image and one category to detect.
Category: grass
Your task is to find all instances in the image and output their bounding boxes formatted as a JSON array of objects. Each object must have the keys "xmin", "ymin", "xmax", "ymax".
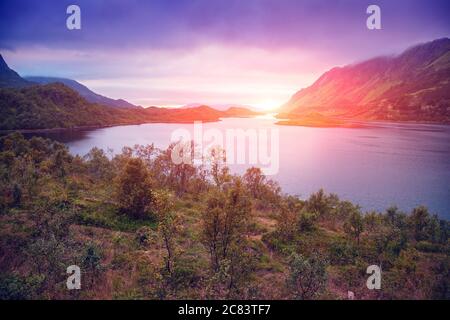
[{"xmin": 75, "ymin": 201, "xmax": 157, "ymax": 232}]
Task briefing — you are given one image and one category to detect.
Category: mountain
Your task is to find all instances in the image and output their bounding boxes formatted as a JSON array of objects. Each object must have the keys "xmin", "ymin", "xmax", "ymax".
[
  {"xmin": 144, "ymin": 105, "xmax": 224, "ymax": 123},
  {"xmin": 279, "ymin": 38, "xmax": 450, "ymax": 124},
  {"xmin": 180, "ymin": 105, "xmax": 261, "ymax": 117},
  {"xmin": 0, "ymin": 54, "xmax": 32, "ymax": 88},
  {"xmin": 0, "ymin": 84, "xmax": 261, "ymax": 130},
  {"xmin": 181, "ymin": 103, "xmax": 258, "ymax": 112},
  {"xmin": 223, "ymin": 107, "xmax": 262, "ymax": 117},
  {"xmin": 25, "ymin": 76, "xmax": 141, "ymax": 109},
  {"xmin": 0, "ymin": 84, "xmax": 229, "ymax": 130},
  {"xmin": 0, "ymin": 83, "xmax": 144, "ymax": 130}
]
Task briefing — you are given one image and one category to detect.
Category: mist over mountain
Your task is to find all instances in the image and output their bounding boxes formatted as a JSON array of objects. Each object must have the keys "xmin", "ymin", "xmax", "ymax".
[{"xmin": 280, "ymin": 38, "xmax": 450, "ymax": 123}]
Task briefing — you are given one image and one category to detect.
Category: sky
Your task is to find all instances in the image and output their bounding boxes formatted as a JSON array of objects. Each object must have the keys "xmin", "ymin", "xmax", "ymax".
[{"xmin": 0, "ymin": 0, "xmax": 449, "ymax": 109}]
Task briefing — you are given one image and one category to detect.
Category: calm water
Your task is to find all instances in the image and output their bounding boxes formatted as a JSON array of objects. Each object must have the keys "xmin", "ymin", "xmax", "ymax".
[{"xmin": 26, "ymin": 117, "xmax": 450, "ymax": 218}]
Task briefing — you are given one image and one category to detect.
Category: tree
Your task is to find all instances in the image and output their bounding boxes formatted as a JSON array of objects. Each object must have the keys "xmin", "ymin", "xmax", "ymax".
[
  {"xmin": 206, "ymin": 242, "xmax": 257, "ymax": 299},
  {"xmin": 152, "ymin": 142, "xmax": 197, "ymax": 195},
  {"xmin": 243, "ymin": 167, "xmax": 266, "ymax": 199},
  {"xmin": 286, "ymin": 253, "xmax": 328, "ymax": 300},
  {"xmin": 344, "ymin": 210, "xmax": 364, "ymax": 245},
  {"xmin": 208, "ymin": 147, "xmax": 230, "ymax": 188},
  {"xmin": 202, "ymin": 189, "xmax": 225, "ymax": 271},
  {"xmin": 305, "ymin": 189, "xmax": 339, "ymax": 221},
  {"xmin": 298, "ymin": 210, "xmax": 318, "ymax": 232},
  {"xmin": 114, "ymin": 158, "xmax": 154, "ymax": 219},
  {"xmin": 409, "ymin": 206, "xmax": 430, "ymax": 241},
  {"xmin": 243, "ymin": 167, "xmax": 281, "ymax": 209},
  {"xmin": 276, "ymin": 203, "xmax": 299, "ymax": 241},
  {"xmin": 153, "ymin": 190, "xmax": 177, "ymax": 276},
  {"xmin": 201, "ymin": 178, "xmax": 251, "ymax": 271},
  {"xmin": 84, "ymin": 147, "xmax": 113, "ymax": 180}
]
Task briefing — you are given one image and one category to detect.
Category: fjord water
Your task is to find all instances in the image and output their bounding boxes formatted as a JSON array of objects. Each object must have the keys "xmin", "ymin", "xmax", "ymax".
[{"xmin": 29, "ymin": 117, "xmax": 450, "ymax": 218}]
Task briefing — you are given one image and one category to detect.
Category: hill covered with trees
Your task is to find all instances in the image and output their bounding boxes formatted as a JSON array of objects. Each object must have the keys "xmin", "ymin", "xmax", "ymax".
[
  {"xmin": 0, "ymin": 133, "xmax": 448, "ymax": 299},
  {"xmin": 25, "ymin": 76, "xmax": 142, "ymax": 110},
  {"xmin": 0, "ymin": 83, "xmax": 259, "ymax": 131}
]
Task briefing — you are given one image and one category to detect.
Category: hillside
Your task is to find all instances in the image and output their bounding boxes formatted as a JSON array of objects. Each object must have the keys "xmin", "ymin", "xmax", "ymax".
[
  {"xmin": 25, "ymin": 76, "xmax": 141, "ymax": 109},
  {"xmin": 0, "ymin": 83, "xmax": 146, "ymax": 130},
  {"xmin": 279, "ymin": 38, "xmax": 450, "ymax": 124},
  {"xmin": 0, "ymin": 133, "xmax": 448, "ymax": 300},
  {"xmin": 0, "ymin": 84, "xmax": 260, "ymax": 131}
]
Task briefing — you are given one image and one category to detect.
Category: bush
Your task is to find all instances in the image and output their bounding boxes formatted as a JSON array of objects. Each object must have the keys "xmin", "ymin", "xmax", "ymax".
[
  {"xmin": 298, "ymin": 211, "xmax": 318, "ymax": 232},
  {"xmin": 286, "ymin": 253, "xmax": 328, "ymax": 300},
  {"xmin": 415, "ymin": 241, "xmax": 444, "ymax": 253},
  {"xmin": 328, "ymin": 241, "xmax": 357, "ymax": 265},
  {"xmin": 0, "ymin": 274, "xmax": 44, "ymax": 300}
]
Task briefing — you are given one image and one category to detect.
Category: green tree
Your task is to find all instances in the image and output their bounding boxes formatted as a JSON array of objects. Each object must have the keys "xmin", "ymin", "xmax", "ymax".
[
  {"xmin": 114, "ymin": 158, "xmax": 154, "ymax": 219},
  {"xmin": 201, "ymin": 178, "xmax": 251, "ymax": 271},
  {"xmin": 208, "ymin": 147, "xmax": 230, "ymax": 188},
  {"xmin": 84, "ymin": 147, "xmax": 113, "ymax": 180},
  {"xmin": 344, "ymin": 210, "xmax": 364, "ymax": 245},
  {"xmin": 409, "ymin": 206, "xmax": 430, "ymax": 241},
  {"xmin": 153, "ymin": 190, "xmax": 178, "ymax": 276},
  {"xmin": 243, "ymin": 167, "xmax": 266, "ymax": 199},
  {"xmin": 305, "ymin": 189, "xmax": 339, "ymax": 222}
]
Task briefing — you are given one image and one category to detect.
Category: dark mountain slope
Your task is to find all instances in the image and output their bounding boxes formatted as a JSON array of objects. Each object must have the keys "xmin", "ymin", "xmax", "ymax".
[{"xmin": 0, "ymin": 54, "xmax": 32, "ymax": 88}]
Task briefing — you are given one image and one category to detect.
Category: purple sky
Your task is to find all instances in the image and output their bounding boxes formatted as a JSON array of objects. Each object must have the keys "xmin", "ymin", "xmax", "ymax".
[{"xmin": 1, "ymin": 0, "xmax": 449, "ymax": 109}]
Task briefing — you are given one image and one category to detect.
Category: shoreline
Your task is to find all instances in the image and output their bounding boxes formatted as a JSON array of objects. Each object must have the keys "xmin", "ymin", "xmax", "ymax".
[
  {"xmin": 1, "ymin": 116, "xmax": 449, "ymax": 134},
  {"xmin": 0, "ymin": 118, "xmax": 224, "ymax": 134},
  {"xmin": 275, "ymin": 118, "xmax": 450, "ymax": 129}
]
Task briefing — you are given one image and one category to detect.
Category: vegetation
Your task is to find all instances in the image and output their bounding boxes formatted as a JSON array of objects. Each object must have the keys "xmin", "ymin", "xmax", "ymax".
[
  {"xmin": 0, "ymin": 133, "xmax": 449, "ymax": 300},
  {"xmin": 0, "ymin": 83, "xmax": 259, "ymax": 131}
]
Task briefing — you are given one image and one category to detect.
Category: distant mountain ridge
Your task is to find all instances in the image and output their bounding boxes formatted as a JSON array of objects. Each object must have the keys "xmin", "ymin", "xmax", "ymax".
[
  {"xmin": 181, "ymin": 104, "xmax": 262, "ymax": 117},
  {"xmin": 280, "ymin": 38, "xmax": 450, "ymax": 124},
  {"xmin": 181, "ymin": 103, "xmax": 258, "ymax": 112},
  {"xmin": 25, "ymin": 76, "xmax": 141, "ymax": 109}
]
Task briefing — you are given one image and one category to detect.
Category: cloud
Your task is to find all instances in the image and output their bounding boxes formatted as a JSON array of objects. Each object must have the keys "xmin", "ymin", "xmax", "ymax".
[{"xmin": 1, "ymin": 0, "xmax": 449, "ymax": 108}]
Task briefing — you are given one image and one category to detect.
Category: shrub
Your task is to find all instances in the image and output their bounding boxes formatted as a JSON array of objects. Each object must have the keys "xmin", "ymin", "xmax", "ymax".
[{"xmin": 286, "ymin": 253, "xmax": 328, "ymax": 300}]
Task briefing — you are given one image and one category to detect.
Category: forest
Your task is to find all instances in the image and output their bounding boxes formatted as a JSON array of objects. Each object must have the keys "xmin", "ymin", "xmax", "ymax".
[{"xmin": 0, "ymin": 132, "xmax": 449, "ymax": 299}]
